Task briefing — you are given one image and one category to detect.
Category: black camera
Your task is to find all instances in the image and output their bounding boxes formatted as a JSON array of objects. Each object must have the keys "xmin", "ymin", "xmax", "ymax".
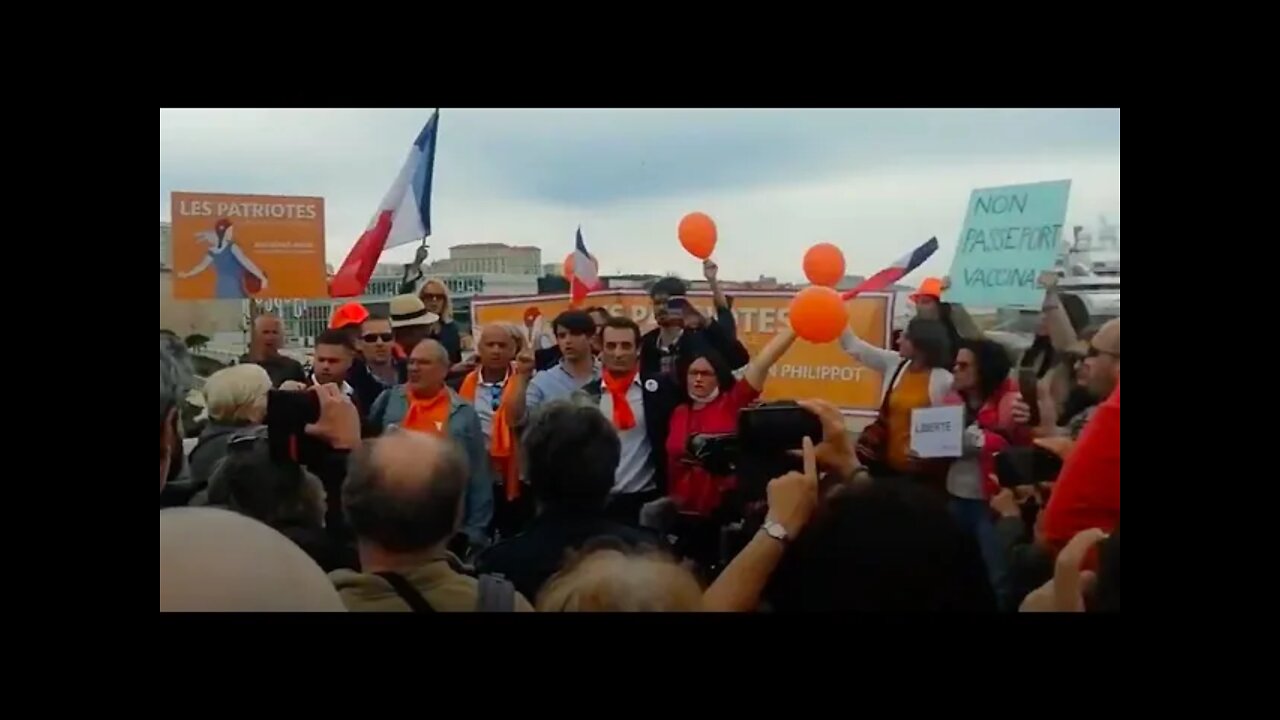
[
  {"xmin": 683, "ymin": 401, "xmax": 824, "ymax": 501},
  {"xmin": 266, "ymin": 389, "xmax": 321, "ymax": 464},
  {"xmin": 994, "ymin": 446, "xmax": 1063, "ymax": 488}
]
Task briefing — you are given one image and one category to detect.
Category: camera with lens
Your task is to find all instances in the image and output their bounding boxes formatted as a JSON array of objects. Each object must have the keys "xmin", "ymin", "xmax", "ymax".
[{"xmin": 684, "ymin": 400, "xmax": 824, "ymax": 502}]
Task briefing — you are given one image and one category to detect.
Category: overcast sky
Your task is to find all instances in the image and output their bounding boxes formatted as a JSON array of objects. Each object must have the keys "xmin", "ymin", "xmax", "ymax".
[{"xmin": 158, "ymin": 108, "xmax": 1120, "ymax": 283}]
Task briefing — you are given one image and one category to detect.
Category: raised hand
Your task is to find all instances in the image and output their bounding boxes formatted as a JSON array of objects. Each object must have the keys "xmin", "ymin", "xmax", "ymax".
[
  {"xmin": 703, "ymin": 258, "xmax": 719, "ymax": 282},
  {"xmin": 767, "ymin": 436, "xmax": 820, "ymax": 537}
]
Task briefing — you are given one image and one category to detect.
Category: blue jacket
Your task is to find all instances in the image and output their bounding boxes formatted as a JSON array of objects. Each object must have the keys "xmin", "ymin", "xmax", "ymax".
[{"xmin": 368, "ymin": 386, "xmax": 495, "ymax": 547}]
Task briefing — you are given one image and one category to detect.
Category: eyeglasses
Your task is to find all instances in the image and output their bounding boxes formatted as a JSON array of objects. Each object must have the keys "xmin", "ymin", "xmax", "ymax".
[
  {"xmin": 1086, "ymin": 346, "xmax": 1120, "ymax": 360},
  {"xmin": 362, "ymin": 333, "xmax": 394, "ymax": 343}
]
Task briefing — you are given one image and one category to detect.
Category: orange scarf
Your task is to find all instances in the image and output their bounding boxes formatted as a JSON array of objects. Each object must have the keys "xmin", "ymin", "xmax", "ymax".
[
  {"xmin": 402, "ymin": 387, "xmax": 451, "ymax": 436},
  {"xmin": 459, "ymin": 365, "xmax": 522, "ymax": 501},
  {"xmin": 602, "ymin": 369, "xmax": 639, "ymax": 431}
]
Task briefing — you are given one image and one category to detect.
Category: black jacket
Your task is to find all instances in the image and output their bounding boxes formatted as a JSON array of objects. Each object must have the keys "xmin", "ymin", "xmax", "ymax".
[
  {"xmin": 278, "ymin": 524, "xmax": 359, "ymax": 573},
  {"xmin": 994, "ymin": 515, "xmax": 1054, "ymax": 611},
  {"xmin": 581, "ymin": 371, "xmax": 679, "ymax": 495},
  {"xmin": 640, "ymin": 308, "xmax": 749, "ymax": 377},
  {"xmin": 187, "ymin": 421, "xmax": 259, "ymax": 492},
  {"xmin": 475, "ymin": 509, "xmax": 659, "ymax": 602},
  {"xmin": 347, "ymin": 357, "xmax": 406, "ymax": 420},
  {"xmin": 239, "ymin": 353, "xmax": 307, "ymax": 388},
  {"xmin": 430, "ymin": 322, "xmax": 463, "ymax": 365}
]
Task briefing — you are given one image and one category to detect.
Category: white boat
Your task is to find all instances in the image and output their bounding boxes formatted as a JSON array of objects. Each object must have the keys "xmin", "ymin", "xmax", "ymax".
[
  {"xmin": 1056, "ymin": 217, "xmax": 1120, "ymax": 319},
  {"xmin": 987, "ymin": 217, "xmax": 1120, "ymax": 341}
]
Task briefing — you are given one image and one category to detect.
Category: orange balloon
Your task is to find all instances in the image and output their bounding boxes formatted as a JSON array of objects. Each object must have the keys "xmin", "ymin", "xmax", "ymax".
[
  {"xmin": 803, "ymin": 243, "xmax": 846, "ymax": 287},
  {"xmin": 678, "ymin": 212, "xmax": 718, "ymax": 260},
  {"xmin": 788, "ymin": 286, "xmax": 849, "ymax": 343}
]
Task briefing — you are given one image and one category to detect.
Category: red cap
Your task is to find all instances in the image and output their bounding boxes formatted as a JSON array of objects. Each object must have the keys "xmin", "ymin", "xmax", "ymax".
[
  {"xmin": 329, "ymin": 302, "xmax": 369, "ymax": 330},
  {"xmin": 910, "ymin": 277, "xmax": 944, "ymax": 304}
]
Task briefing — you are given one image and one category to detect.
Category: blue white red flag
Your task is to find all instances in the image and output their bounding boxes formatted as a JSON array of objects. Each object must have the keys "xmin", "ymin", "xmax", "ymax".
[
  {"xmin": 571, "ymin": 226, "xmax": 598, "ymax": 306},
  {"xmin": 840, "ymin": 237, "xmax": 938, "ymax": 301},
  {"xmin": 330, "ymin": 110, "xmax": 440, "ymax": 297}
]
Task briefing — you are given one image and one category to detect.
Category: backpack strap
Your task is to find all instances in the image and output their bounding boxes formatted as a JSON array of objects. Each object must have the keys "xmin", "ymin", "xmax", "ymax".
[
  {"xmin": 373, "ymin": 571, "xmax": 437, "ymax": 613},
  {"xmin": 879, "ymin": 360, "xmax": 910, "ymax": 417},
  {"xmin": 475, "ymin": 573, "xmax": 517, "ymax": 612}
]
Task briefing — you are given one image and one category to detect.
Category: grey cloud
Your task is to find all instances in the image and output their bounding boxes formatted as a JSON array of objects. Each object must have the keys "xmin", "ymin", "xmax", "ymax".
[{"xmin": 159, "ymin": 109, "xmax": 1120, "ymax": 277}]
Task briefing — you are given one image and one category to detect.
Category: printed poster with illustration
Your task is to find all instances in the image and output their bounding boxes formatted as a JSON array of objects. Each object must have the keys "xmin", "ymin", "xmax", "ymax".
[{"xmin": 169, "ymin": 192, "xmax": 328, "ymax": 300}]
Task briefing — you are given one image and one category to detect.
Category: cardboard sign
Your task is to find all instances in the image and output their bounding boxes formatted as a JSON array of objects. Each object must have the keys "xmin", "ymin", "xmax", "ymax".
[
  {"xmin": 942, "ymin": 179, "xmax": 1071, "ymax": 310},
  {"xmin": 910, "ymin": 405, "xmax": 964, "ymax": 459}
]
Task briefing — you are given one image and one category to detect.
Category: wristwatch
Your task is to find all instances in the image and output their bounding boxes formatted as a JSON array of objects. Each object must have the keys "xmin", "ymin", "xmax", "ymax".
[{"xmin": 760, "ymin": 518, "xmax": 789, "ymax": 544}]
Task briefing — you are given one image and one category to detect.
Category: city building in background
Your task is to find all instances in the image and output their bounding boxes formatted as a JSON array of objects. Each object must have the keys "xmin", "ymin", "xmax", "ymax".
[
  {"xmin": 428, "ymin": 243, "xmax": 542, "ymax": 275},
  {"xmin": 160, "ymin": 221, "xmax": 173, "ymax": 269},
  {"xmin": 421, "ymin": 243, "xmax": 544, "ymax": 332}
]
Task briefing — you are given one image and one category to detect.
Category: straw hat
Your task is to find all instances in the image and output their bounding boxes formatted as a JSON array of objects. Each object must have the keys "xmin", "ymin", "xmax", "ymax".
[{"xmin": 389, "ymin": 294, "xmax": 440, "ymax": 329}]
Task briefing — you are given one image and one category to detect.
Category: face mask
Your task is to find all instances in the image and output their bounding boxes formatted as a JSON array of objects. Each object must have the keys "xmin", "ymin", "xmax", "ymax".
[{"xmin": 690, "ymin": 386, "xmax": 720, "ymax": 404}]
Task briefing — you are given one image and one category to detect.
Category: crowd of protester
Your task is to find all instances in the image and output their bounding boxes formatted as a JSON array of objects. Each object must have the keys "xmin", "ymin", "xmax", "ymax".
[{"xmin": 160, "ymin": 268, "xmax": 1120, "ymax": 613}]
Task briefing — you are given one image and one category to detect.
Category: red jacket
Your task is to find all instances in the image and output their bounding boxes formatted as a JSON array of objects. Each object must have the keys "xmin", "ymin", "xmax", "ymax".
[
  {"xmin": 945, "ymin": 378, "xmax": 1033, "ymax": 498},
  {"xmin": 1042, "ymin": 381, "xmax": 1120, "ymax": 551}
]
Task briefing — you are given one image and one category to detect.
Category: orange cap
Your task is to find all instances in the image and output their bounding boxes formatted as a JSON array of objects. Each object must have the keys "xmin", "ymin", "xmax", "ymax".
[
  {"xmin": 910, "ymin": 277, "xmax": 944, "ymax": 303},
  {"xmin": 329, "ymin": 302, "xmax": 369, "ymax": 330}
]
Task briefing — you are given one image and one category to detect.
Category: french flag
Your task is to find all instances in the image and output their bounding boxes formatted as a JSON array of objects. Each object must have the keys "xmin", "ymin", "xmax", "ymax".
[
  {"xmin": 330, "ymin": 110, "xmax": 440, "ymax": 298},
  {"xmin": 571, "ymin": 226, "xmax": 598, "ymax": 306},
  {"xmin": 840, "ymin": 237, "xmax": 938, "ymax": 301}
]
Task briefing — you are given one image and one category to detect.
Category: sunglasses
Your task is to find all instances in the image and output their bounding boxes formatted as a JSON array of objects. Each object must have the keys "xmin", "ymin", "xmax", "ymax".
[
  {"xmin": 421, "ymin": 293, "xmax": 446, "ymax": 302},
  {"xmin": 1086, "ymin": 346, "xmax": 1120, "ymax": 360},
  {"xmin": 362, "ymin": 333, "xmax": 394, "ymax": 343}
]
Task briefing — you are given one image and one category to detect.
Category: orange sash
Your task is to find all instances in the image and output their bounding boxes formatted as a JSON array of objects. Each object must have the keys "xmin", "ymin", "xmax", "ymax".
[
  {"xmin": 602, "ymin": 369, "xmax": 639, "ymax": 431},
  {"xmin": 403, "ymin": 388, "xmax": 450, "ymax": 436},
  {"xmin": 459, "ymin": 365, "xmax": 522, "ymax": 501}
]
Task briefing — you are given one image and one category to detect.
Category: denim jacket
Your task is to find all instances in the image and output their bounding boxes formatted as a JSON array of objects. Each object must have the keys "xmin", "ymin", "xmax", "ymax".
[{"xmin": 368, "ymin": 386, "xmax": 495, "ymax": 546}]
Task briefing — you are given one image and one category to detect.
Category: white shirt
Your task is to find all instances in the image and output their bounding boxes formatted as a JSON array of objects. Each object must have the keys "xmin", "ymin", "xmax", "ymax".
[
  {"xmin": 311, "ymin": 373, "xmax": 355, "ymax": 397},
  {"xmin": 598, "ymin": 374, "xmax": 656, "ymax": 495}
]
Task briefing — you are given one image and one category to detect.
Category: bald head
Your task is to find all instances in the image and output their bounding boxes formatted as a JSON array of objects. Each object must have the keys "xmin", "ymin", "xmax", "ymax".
[
  {"xmin": 1093, "ymin": 318, "xmax": 1120, "ymax": 356},
  {"xmin": 477, "ymin": 324, "xmax": 519, "ymax": 371},
  {"xmin": 1086, "ymin": 318, "xmax": 1121, "ymax": 399},
  {"xmin": 343, "ymin": 431, "xmax": 470, "ymax": 553},
  {"xmin": 252, "ymin": 314, "xmax": 284, "ymax": 355},
  {"xmin": 407, "ymin": 339, "xmax": 450, "ymax": 395},
  {"xmin": 411, "ymin": 338, "xmax": 449, "ymax": 364},
  {"xmin": 160, "ymin": 508, "xmax": 345, "ymax": 612}
]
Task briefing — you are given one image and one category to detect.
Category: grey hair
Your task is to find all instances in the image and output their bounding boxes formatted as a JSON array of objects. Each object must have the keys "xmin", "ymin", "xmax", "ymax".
[
  {"xmin": 416, "ymin": 338, "xmax": 451, "ymax": 365},
  {"xmin": 160, "ymin": 333, "xmax": 195, "ymax": 430},
  {"xmin": 479, "ymin": 323, "xmax": 527, "ymax": 353}
]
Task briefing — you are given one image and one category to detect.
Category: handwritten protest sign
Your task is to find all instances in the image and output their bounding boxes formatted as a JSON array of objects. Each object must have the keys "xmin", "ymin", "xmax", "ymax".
[
  {"xmin": 910, "ymin": 405, "xmax": 964, "ymax": 459},
  {"xmin": 942, "ymin": 180, "xmax": 1071, "ymax": 310}
]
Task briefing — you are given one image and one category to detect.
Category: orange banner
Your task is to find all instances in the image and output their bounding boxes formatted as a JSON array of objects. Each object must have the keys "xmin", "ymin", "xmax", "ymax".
[
  {"xmin": 472, "ymin": 290, "xmax": 893, "ymax": 415},
  {"xmin": 170, "ymin": 192, "xmax": 328, "ymax": 300}
]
